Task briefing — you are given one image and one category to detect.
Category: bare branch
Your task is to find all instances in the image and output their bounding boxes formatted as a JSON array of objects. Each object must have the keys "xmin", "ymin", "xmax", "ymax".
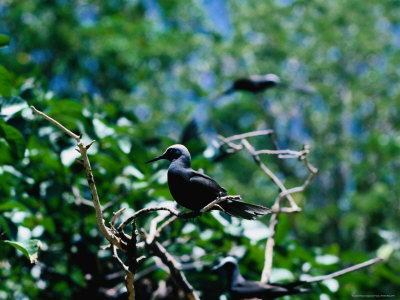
[
  {"xmin": 219, "ymin": 135, "xmax": 317, "ymax": 283},
  {"xmin": 72, "ymin": 186, "xmax": 98, "ymax": 208},
  {"xmin": 255, "ymin": 149, "xmax": 308, "ymax": 158},
  {"xmin": 86, "ymin": 140, "xmax": 96, "ymax": 150},
  {"xmin": 303, "ymin": 257, "xmax": 383, "ymax": 283},
  {"xmin": 31, "ymin": 106, "xmax": 123, "ymax": 250},
  {"xmin": 112, "ymin": 245, "xmax": 130, "ymax": 274},
  {"xmin": 31, "ymin": 106, "xmax": 80, "ymax": 141},
  {"xmin": 222, "ymin": 130, "xmax": 274, "ymax": 143},
  {"xmin": 125, "ymin": 273, "xmax": 135, "ymax": 300},
  {"xmin": 275, "ymin": 158, "xmax": 318, "ymax": 204},
  {"xmin": 156, "ymin": 215, "xmax": 178, "ymax": 237},
  {"xmin": 77, "ymin": 141, "xmax": 123, "ymax": 248},
  {"xmin": 146, "ymin": 214, "xmax": 168, "ymax": 244},
  {"xmin": 200, "ymin": 195, "xmax": 241, "ymax": 213},
  {"xmin": 241, "ymin": 139, "xmax": 299, "ymax": 210},
  {"xmin": 262, "ymin": 211, "xmax": 278, "ymax": 283},
  {"xmin": 31, "ymin": 106, "xmax": 147, "ymax": 300},
  {"xmin": 118, "ymin": 206, "xmax": 180, "ymax": 232},
  {"xmin": 217, "ymin": 135, "xmax": 243, "ymax": 151},
  {"xmin": 111, "ymin": 208, "xmax": 127, "ymax": 227},
  {"xmin": 141, "ymin": 230, "xmax": 200, "ymax": 300},
  {"xmin": 278, "ymin": 207, "xmax": 302, "ymax": 213}
]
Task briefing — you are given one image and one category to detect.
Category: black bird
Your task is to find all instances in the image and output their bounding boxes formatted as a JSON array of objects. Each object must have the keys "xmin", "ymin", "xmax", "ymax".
[
  {"xmin": 146, "ymin": 144, "xmax": 270, "ymax": 220},
  {"xmin": 224, "ymin": 74, "xmax": 281, "ymax": 94},
  {"xmin": 212, "ymin": 257, "xmax": 309, "ymax": 300},
  {"xmin": 223, "ymin": 74, "xmax": 314, "ymax": 95}
]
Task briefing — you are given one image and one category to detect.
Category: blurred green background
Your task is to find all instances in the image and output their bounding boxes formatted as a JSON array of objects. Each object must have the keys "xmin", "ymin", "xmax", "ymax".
[{"xmin": 0, "ymin": 0, "xmax": 399, "ymax": 299}]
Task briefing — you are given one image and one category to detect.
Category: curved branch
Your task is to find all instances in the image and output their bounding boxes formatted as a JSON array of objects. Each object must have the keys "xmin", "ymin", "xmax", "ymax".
[
  {"xmin": 303, "ymin": 257, "xmax": 383, "ymax": 283},
  {"xmin": 141, "ymin": 230, "xmax": 200, "ymax": 300},
  {"xmin": 118, "ymin": 206, "xmax": 180, "ymax": 232},
  {"xmin": 31, "ymin": 106, "xmax": 122, "ymax": 250}
]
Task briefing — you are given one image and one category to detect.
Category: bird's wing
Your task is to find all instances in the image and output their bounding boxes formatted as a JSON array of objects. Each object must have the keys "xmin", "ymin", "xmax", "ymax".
[{"xmin": 189, "ymin": 170, "xmax": 227, "ymax": 195}]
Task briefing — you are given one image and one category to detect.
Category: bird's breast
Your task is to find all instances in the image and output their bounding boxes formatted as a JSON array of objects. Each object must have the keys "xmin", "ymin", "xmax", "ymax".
[{"xmin": 167, "ymin": 169, "xmax": 192, "ymax": 208}]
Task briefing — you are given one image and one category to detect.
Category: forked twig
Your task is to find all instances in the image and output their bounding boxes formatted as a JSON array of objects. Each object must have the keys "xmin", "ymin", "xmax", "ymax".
[{"xmin": 217, "ymin": 131, "xmax": 318, "ymax": 283}]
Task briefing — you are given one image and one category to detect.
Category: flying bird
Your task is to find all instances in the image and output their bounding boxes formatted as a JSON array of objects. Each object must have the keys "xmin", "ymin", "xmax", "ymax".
[
  {"xmin": 224, "ymin": 74, "xmax": 281, "ymax": 94},
  {"xmin": 212, "ymin": 257, "xmax": 309, "ymax": 299},
  {"xmin": 223, "ymin": 73, "xmax": 314, "ymax": 95},
  {"xmin": 146, "ymin": 144, "xmax": 270, "ymax": 219}
]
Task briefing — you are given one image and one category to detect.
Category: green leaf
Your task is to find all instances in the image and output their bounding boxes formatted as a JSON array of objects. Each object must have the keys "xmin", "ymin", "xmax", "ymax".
[
  {"xmin": 0, "ymin": 121, "xmax": 26, "ymax": 159},
  {"xmin": 377, "ymin": 244, "xmax": 394, "ymax": 260},
  {"xmin": 0, "ymin": 201, "xmax": 28, "ymax": 212},
  {"xmin": 0, "ymin": 140, "xmax": 13, "ymax": 164},
  {"xmin": 0, "ymin": 65, "xmax": 12, "ymax": 98},
  {"xmin": 315, "ymin": 254, "xmax": 339, "ymax": 265},
  {"xmin": 0, "ymin": 34, "xmax": 10, "ymax": 47},
  {"xmin": 0, "ymin": 96, "xmax": 28, "ymax": 116},
  {"xmin": 3, "ymin": 239, "xmax": 42, "ymax": 263}
]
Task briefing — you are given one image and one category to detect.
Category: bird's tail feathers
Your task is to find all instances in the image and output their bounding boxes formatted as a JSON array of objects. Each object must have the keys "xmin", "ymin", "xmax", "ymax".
[{"xmin": 220, "ymin": 200, "xmax": 271, "ymax": 220}]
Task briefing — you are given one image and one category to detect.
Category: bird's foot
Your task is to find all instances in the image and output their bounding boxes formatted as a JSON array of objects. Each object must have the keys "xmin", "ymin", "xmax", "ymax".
[{"xmin": 177, "ymin": 211, "xmax": 201, "ymax": 219}]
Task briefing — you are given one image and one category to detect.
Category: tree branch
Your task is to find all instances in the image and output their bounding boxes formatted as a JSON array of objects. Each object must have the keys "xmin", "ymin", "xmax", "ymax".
[
  {"xmin": 241, "ymin": 139, "xmax": 300, "ymax": 210},
  {"xmin": 30, "ymin": 106, "xmax": 80, "ymax": 141},
  {"xmin": 31, "ymin": 106, "xmax": 134, "ymax": 298},
  {"xmin": 218, "ymin": 131, "xmax": 318, "ymax": 284},
  {"xmin": 221, "ymin": 129, "xmax": 274, "ymax": 143},
  {"xmin": 140, "ymin": 230, "xmax": 200, "ymax": 300},
  {"xmin": 302, "ymin": 257, "xmax": 383, "ymax": 283},
  {"xmin": 118, "ymin": 206, "xmax": 180, "ymax": 232},
  {"xmin": 200, "ymin": 195, "xmax": 241, "ymax": 213}
]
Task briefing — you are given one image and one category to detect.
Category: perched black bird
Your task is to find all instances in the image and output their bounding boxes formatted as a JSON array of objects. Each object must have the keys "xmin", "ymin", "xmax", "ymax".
[
  {"xmin": 224, "ymin": 74, "xmax": 281, "ymax": 94},
  {"xmin": 212, "ymin": 257, "xmax": 309, "ymax": 300},
  {"xmin": 146, "ymin": 144, "xmax": 270, "ymax": 220}
]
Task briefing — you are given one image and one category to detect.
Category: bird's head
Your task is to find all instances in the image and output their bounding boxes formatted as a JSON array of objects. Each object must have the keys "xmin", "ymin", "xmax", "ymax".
[
  {"xmin": 212, "ymin": 256, "xmax": 238, "ymax": 273},
  {"xmin": 146, "ymin": 144, "xmax": 191, "ymax": 164}
]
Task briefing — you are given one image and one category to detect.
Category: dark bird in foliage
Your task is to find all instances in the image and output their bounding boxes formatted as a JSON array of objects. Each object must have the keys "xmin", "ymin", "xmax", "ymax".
[
  {"xmin": 224, "ymin": 74, "xmax": 281, "ymax": 94},
  {"xmin": 146, "ymin": 144, "xmax": 270, "ymax": 219},
  {"xmin": 181, "ymin": 119, "xmax": 199, "ymax": 145},
  {"xmin": 212, "ymin": 257, "xmax": 309, "ymax": 300}
]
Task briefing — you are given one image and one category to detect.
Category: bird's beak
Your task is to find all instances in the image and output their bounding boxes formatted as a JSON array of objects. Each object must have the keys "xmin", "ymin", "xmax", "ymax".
[
  {"xmin": 146, "ymin": 153, "xmax": 165, "ymax": 164},
  {"xmin": 211, "ymin": 262, "xmax": 223, "ymax": 272}
]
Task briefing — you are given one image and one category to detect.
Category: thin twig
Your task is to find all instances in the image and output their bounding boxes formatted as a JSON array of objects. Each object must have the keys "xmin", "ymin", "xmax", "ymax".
[
  {"xmin": 31, "ymin": 106, "xmax": 123, "ymax": 250},
  {"xmin": 72, "ymin": 186, "xmax": 98, "ymax": 208},
  {"xmin": 255, "ymin": 149, "xmax": 308, "ymax": 157},
  {"xmin": 303, "ymin": 257, "xmax": 383, "ymax": 283},
  {"xmin": 146, "ymin": 214, "xmax": 168, "ymax": 244},
  {"xmin": 275, "ymin": 158, "xmax": 318, "ymax": 204},
  {"xmin": 200, "ymin": 195, "xmax": 241, "ymax": 213},
  {"xmin": 111, "ymin": 208, "xmax": 127, "ymax": 227},
  {"xmin": 156, "ymin": 215, "xmax": 178, "ymax": 237},
  {"xmin": 30, "ymin": 106, "xmax": 80, "ymax": 140},
  {"xmin": 241, "ymin": 139, "xmax": 299, "ymax": 210},
  {"xmin": 262, "ymin": 207, "xmax": 278, "ymax": 283},
  {"xmin": 32, "ymin": 106, "xmax": 137, "ymax": 300},
  {"xmin": 217, "ymin": 135, "xmax": 243, "ymax": 151},
  {"xmin": 78, "ymin": 140, "xmax": 123, "ymax": 248},
  {"xmin": 112, "ymin": 245, "xmax": 130, "ymax": 274},
  {"xmin": 141, "ymin": 230, "xmax": 200, "ymax": 300},
  {"xmin": 222, "ymin": 130, "xmax": 274, "ymax": 143},
  {"xmin": 223, "ymin": 136, "xmax": 317, "ymax": 283},
  {"xmin": 118, "ymin": 206, "xmax": 180, "ymax": 232}
]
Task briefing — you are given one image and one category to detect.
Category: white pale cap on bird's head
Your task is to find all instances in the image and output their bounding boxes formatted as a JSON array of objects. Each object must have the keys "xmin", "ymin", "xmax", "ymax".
[
  {"xmin": 212, "ymin": 256, "xmax": 238, "ymax": 272},
  {"xmin": 146, "ymin": 144, "xmax": 191, "ymax": 163}
]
